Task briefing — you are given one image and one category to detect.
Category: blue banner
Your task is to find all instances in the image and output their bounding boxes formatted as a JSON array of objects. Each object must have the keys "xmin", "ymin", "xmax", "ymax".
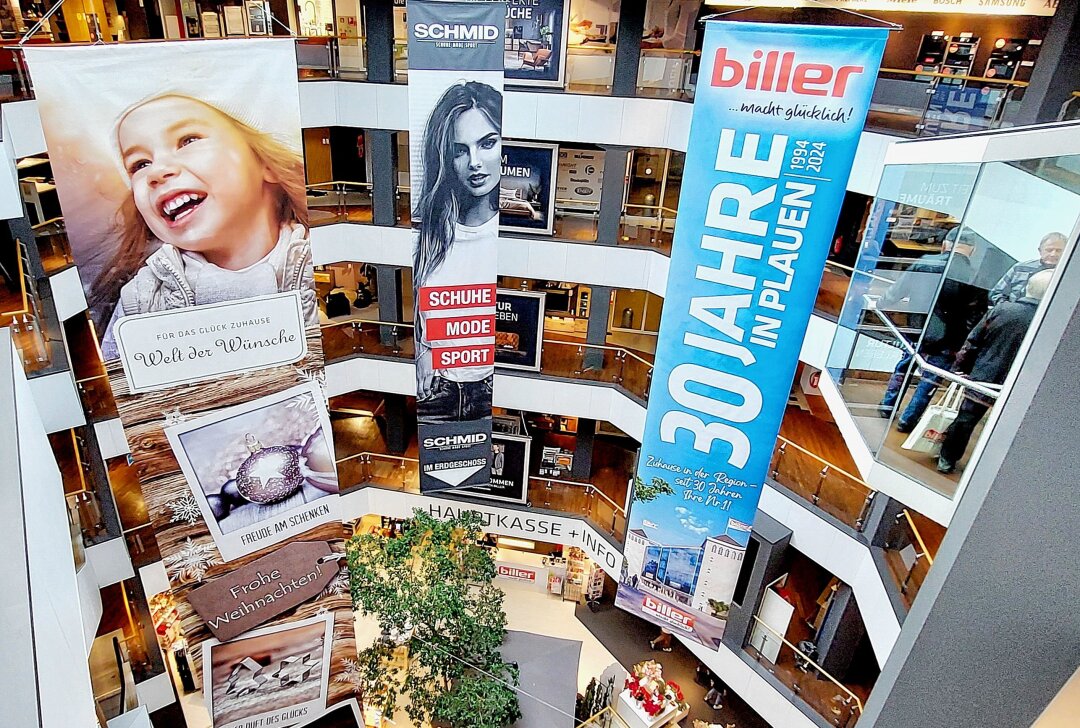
[{"xmin": 617, "ymin": 21, "xmax": 886, "ymax": 647}]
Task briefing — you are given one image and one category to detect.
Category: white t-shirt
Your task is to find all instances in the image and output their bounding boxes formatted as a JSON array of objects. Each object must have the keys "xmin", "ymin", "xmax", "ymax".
[{"xmin": 418, "ymin": 215, "xmax": 498, "ymax": 383}]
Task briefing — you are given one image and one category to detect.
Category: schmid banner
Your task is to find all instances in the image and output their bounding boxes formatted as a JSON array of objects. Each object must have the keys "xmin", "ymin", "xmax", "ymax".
[
  {"xmin": 616, "ymin": 21, "xmax": 886, "ymax": 647},
  {"xmin": 25, "ymin": 40, "xmax": 354, "ymax": 715},
  {"xmin": 409, "ymin": 0, "xmax": 505, "ymax": 492}
]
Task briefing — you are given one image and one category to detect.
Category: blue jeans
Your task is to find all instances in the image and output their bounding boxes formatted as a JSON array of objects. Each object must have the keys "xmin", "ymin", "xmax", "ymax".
[{"xmin": 881, "ymin": 352, "xmax": 952, "ymax": 428}]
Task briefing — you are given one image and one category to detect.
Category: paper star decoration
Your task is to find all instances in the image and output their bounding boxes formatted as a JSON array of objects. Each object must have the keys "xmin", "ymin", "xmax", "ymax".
[
  {"xmin": 164, "ymin": 538, "xmax": 219, "ymax": 582},
  {"xmin": 226, "ymin": 658, "xmax": 269, "ymax": 697},
  {"xmin": 163, "ymin": 408, "xmax": 188, "ymax": 426},
  {"xmin": 335, "ymin": 657, "xmax": 364, "ymax": 694},
  {"xmin": 165, "ymin": 493, "xmax": 202, "ymax": 526},
  {"xmin": 271, "ymin": 652, "xmax": 322, "ymax": 686},
  {"xmin": 321, "ymin": 565, "xmax": 350, "ymax": 597}
]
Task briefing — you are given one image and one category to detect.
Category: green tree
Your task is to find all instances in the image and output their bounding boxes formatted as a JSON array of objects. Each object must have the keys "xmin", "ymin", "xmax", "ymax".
[
  {"xmin": 346, "ymin": 509, "xmax": 521, "ymax": 728},
  {"xmin": 634, "ymin": 475, "xmax": 675, "ymax": 503},
  {"xmin": 708, "ymin": 599, "xmax": 730, "ymax": 619}
]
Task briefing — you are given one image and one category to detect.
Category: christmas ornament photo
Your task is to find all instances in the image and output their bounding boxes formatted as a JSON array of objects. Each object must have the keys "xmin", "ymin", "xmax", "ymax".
[
  {"xmin": 202, "ymin": 613, "xmax": 334, "ymax": 728},
  {"xmin": 165, "ymin": 382, "xmax": 340, "ymax": 562}
]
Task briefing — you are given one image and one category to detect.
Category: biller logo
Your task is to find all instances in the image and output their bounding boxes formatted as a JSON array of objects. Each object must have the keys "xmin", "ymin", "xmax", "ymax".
[
  {"xmin": 497, "ymin": 565, "xmax": 536, "ymax": 581},
  {"xmin": 642, "ymin": 595, "xmax": 695, "ymax": 632},
  {"xmin": 414, "ymin": 23, "xmax": 500, "ymax": 42},
  {"xmin": 712, "ymin": 48, "xmax": 864, "ymax": 98}
]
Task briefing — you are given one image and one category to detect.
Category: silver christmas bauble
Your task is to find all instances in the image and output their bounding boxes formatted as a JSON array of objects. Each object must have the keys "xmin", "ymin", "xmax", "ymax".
[{"xmin": 235, "ymin": 445, "xmax": 303, "ymax": 504}]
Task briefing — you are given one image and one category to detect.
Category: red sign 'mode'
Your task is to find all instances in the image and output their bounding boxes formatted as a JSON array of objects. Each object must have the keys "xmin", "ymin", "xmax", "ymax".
[{"xmin": 188, "ymin": 541, "xmax": 340, "ymax": 641}]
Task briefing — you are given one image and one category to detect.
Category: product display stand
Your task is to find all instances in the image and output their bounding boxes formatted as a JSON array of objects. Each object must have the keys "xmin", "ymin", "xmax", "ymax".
[{"xmin": 614, "ymin": 689, "xmax": 677, "ymax": 728}]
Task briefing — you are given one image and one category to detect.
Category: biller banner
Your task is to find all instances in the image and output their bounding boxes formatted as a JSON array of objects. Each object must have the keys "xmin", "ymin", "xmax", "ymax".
[
  {"xmin": 26, "ymin": 41, "xmax": 354, "ymax": 714},
  {"xmin": 616, "ymin": 21, "xmax": 886, "ymax": 647},
  {"xmin": 409, "ymin": 0, "xmax": 506, "ymax": 492}
]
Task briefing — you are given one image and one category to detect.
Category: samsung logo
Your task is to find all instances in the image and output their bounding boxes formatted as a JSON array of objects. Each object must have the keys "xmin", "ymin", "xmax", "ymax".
[{"xmin": 414, "ymin": 23, "xmax": 500, "ymax": 42}]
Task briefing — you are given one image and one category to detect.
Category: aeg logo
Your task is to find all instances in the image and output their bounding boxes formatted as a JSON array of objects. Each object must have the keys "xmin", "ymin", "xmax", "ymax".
[
  {"xmin": 642, "ymin": 595, "xmax": 695, "ymax": 632},
  {"xmin": 414, "ymin": 23, "xmax": 500, "ymax": 42},
  {"xmin": 712, "ymin": 48, "xmax": 864, "ymax": 98}
]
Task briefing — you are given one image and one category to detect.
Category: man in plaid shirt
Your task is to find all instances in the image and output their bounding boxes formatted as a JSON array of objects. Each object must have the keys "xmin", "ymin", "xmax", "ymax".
[{"xmin": 988, "ymin": 232, "xmax": 1067, "ymax": 306}]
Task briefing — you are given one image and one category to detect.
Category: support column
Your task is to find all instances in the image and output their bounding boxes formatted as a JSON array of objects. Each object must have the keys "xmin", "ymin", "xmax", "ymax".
[
  {"xmin": 583, "ymin": 285, "xmax": 612, "ymax": 370},
  {"xmin": 868, "ymin": 494, "xmax": 908, "ymax": 550},
  {"xmin": 860, "ymin": 236, "xmax": 1080, "ymax": 728},
  {"xmin": 815, "ymin": 584, "xmax": 866, "ymax": 680},
  {"xmin": 596, "ymin": 146, "xmax": 631, "ymax": 246},
  {"xmin": 383, "ymin": 394, "xmax": 410, "ymax": 455},
  {"xmin": 611, "ymin": 0, "xmax": 645, "ymax": 97},
  {"xmin": 375, "ymin": 265, "xmax": 405, "ymax": 347},
  {"xmin": 1012, "ymin": 3, "xmax": 1080, "ymax": 125},
  {"xmin": 368, "ymin": 129, "xmax": 399, "ymax": 228},
  {"xmin": 364, "ymin": 0, "xmax": 396, "ymax": 84},
  {"xmin": 722, "ymin": 512, "xmax": 792, "ymax": 653},
  {"xmin": 571, "ymin": 417, "xmax": 596, "ymax": 480}
]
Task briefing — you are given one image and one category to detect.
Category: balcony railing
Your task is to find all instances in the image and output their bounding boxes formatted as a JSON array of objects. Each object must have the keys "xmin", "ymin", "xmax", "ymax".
[
  {"xmin": 883, "ymin": 508, "xmax": 936, "ymax": 606},
  {"xmin": 321, "ymin": 317, "xmax": 654, "ymax": 402},
  {"xmin": 336, "ymin": 450, "xmax": 627, "ymax": 542},
  {"xmin": 769, "ymin": 436, "xmax": 875, "ymax": 532},
  {"xmin": 747, "ymin": 615, "xmax": 863, "ymax": 728}
]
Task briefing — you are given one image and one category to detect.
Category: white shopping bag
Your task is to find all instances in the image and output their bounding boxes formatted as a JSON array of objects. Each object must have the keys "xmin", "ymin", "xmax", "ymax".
[{"xmin": 901, "ymin": 383, "xmax": 963, "ymax": 455}]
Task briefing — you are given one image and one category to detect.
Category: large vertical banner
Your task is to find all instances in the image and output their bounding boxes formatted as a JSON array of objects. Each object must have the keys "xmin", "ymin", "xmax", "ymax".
[
  {"xmin": 616, "ymin": 22, "xmax": 886, "ymax": 647},
  {"xmin": 26, "ymin": 40, "xmax": 356, "ymax": 720},
  {"xmin": 409, "ymin": 0, "xmax": 505, "ymax": 493}
]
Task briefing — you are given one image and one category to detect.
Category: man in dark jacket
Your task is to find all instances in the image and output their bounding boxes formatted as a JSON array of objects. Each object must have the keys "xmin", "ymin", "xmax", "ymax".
[
  {"xmin": 878, "ymin": 229, "xmax": 985, "ymax": 431},
  {"xmin": 937, "ymin": 269, "xmax": 1053, "ymax": 473}
]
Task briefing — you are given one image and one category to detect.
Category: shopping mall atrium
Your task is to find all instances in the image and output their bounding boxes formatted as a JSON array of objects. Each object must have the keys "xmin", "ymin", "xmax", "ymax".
[{"xmin": 3, "ymin": 1, "xmax": 1080, "ymax": 727}]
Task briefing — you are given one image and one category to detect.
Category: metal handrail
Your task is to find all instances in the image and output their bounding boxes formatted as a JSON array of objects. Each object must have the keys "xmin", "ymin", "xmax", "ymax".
[
  {"xmin": 750, "ymin": 615, "xmax": 864, "ymax": 713},
  {"xmin": 306, "ymin": 180, "xmax": 372, "ymax": 190},
  {"xmin": 575, "ymin": 706, "xmax": 633, "ymax": 728},
  {"xmin": 623, "ymin": 202, "xmax": 679, "ymax": 217},
  {"xmin": 823, "ymin": 258, "xmax": 894, "ymax": 285},
  {"xmin": 322, "ymin": 317, "xmax": 414, "ymax": 330},
  {"xmin": 901, "ymin": 509, "xmax": 935, "ymax": 567},
  {"xmin": 775, "ymin": 436, "xmax": 867, "ymax": 489},
  {"xmin": 336, "ymin": 451, "xmax": 625, "ymax": 516},
  {"xmin": 864, "ymin": 296, "xmax": 1002, "ymax": 399},
  {"xmin": 878, "ymin": 66, "xmax": 1029, "ymax": 88}
]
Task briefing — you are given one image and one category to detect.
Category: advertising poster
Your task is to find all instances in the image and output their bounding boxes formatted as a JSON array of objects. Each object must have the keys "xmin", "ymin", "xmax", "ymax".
[
  {"xmin": 500, "ymin": 141, "xmax": 558, "ymax": 235},
  {"xmin": 25, "ymin": 39, "xmax": 355, "ymax": 703},
  {"xmin": 409, "ymin": 0, "xmax": 505, "ymax": 492},
  {"xmin": 202, "ymin": 614, "xmax": 334, "ymax": 728},
  {"xmin": 504, "ymin": 0, "xmax": 569, "ymax": 87},
  {"xmin": 615, "ymin": 22, "xmax": 886, "ymax": 647},
  {"xmin": 495, "ymin": 289, "xmax": 545, "ymax": 371},
  {"xmin": 458, "ymin": 432, "xmax": 532, "ymax": 503},
  {"xmin": 556, "ymin": 147, "xmax": 604, "ymax": 210}
]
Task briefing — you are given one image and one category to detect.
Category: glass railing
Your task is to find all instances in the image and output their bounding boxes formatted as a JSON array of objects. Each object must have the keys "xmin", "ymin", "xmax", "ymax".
[
  {"xmin": 320, "ymin": 317, "xmax": 654, "ymax": 401},
  {"xmin": 637, "ymin": 48, "xmax": 696, "ymax": 100},
  {"xmin": 66, "ymin": 494, "xmax": 86, "ymax": 570},
  {"xmin": 566, "ymin": 43, "xmax": 616, "ymax": 95},
  {"xmin": 322, "ymin": 318, "xmax": 415, "ymax": 362},
  {"xmin": 337, "ymin": 451, "xmax": 628, "ymax": 541},
  {"xmin": 306, "ymin": 181, "xmax": 374, "ymax": 225},
  {"xmin": 814, "ymin": 260, "xmax": 858, "ymax": 321},
  {"xmin": 1059, "ymin": 91, "xmax": 1080, "ymax": 122},
  {"xmin": 868, "ymin": 68, "xmax": 1027, "ymax": 138},
  {"xmin": 769, "ymin": 436, "xmax": 875, "ymax": 531},
  {"xmin": 747, "ymin": 616, "xmax": 863, "ymax": 728},
  {"xmin": 77, "ymin": 373, "xmax": 119, "ymax": 421},
  {"xmin": 882, "ymin": 508, "xmax": 936, "ymax": 607},
  {"xmin": 620, "ymin": 203, "xmax": 675, "ymax": 252},
  {"xmin": 539, "ymin": 338, "xmax": 652, "ymax": 401}
]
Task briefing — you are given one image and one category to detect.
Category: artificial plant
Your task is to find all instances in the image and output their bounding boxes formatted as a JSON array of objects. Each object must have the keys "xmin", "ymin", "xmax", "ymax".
[
  {"xmin": 633, "ymin": 475, "xmax": 675, "ymax": 503},
  {"xmin": 346, "ymin": 508, "xmax": 522, "ymax": 728}
]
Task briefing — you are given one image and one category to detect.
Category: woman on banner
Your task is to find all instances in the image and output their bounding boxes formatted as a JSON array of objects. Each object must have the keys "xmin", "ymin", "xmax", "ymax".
[{"xmin": 413, "ymin": 81, "xmax": 502, "ymax": 422}]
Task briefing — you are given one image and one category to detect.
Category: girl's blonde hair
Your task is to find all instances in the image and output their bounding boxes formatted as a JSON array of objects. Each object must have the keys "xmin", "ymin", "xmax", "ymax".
[{"xmin": 90, "ymin": 93, "xmax": 309, "ymax": 326}]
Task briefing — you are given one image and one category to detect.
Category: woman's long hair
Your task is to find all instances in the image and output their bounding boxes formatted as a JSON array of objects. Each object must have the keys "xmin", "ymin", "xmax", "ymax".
[
  {"xmin": 90, "ymin": 93, "xmax": 309, "ymax": 328},
  {"xmin": 412, "ymin": 81, "xmax": 502, "ymax": 286}
]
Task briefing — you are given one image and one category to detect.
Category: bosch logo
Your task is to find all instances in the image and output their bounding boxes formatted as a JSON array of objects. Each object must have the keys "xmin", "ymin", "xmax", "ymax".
[
  {"xmin": 422, "ymin": 433, "xmax": 489, "ymax": 448},
  {"xmin": 414, "ymin": 23, "xmax": 500, "ymax": 42},
  {"xmin": 642, "ymin": 595, "xmax": 695, "ymax": 632},
  {"xmin": 712, "ymin": 48, "xmax": 864, "ymax": 98}
]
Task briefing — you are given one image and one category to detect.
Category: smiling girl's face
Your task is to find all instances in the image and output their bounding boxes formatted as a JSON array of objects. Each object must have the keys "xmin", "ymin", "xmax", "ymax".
[
  {"xmin": 451, "ymin": 107, "xmax": 501, "ymax": 201},
  {"xmin": 118, "ymin": 96, "xmax": 278, "ymax": 266}
]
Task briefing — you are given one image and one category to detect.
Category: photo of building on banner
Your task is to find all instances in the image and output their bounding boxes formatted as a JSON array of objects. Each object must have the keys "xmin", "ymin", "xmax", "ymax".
[
  {"xmin": 616, "ymin": 21, "xmax": 886, "ymax": 647},
  {"xmin": 408, "ymin": 0, "xmax": 506, "ymax": 492}
]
